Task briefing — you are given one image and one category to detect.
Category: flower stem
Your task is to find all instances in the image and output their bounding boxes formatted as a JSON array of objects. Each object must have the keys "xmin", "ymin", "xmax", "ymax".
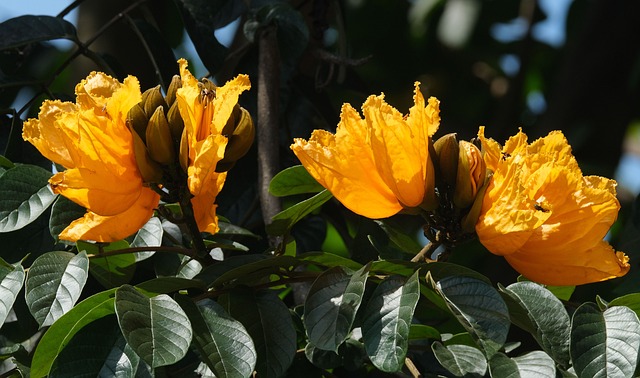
[
  {"xmin": 411, "ymin": 241, "xmax": 440, "ymax": 263},
  {"xmin": 179, "ymin": 197, "xmax": 209, "ymax": 259}
]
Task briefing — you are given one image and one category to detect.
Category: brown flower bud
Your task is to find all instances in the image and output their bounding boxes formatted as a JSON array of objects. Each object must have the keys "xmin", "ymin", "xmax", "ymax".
[
  {"xmin": 143, "ymin": 86, "xmax": 167, "ymax": 117},
  {"xmin": 453, "ymin": 141, "xmax": 486, "ymax": 209},
  {"xmin": 165, "ymin": 75, "xmax": 182, "ymax": 107},
  {"xmin": 146, "ymin": 106, "xmax": 175, "ymax": 165},
  {"xmin": 216, "ymin": 107, "xmax": 254, "ymax": 172}
]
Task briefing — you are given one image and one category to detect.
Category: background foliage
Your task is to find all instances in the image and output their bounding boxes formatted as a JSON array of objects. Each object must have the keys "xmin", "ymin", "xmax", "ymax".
[{"xmin": 1, "ymin": 0, "xmax": 640, "ymax": 376}]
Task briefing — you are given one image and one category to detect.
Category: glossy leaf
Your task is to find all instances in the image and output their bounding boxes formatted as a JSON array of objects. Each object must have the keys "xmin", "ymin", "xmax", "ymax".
[
  {"xmin": 25, "ymin": 251, "xmax": 89, "ymax": 327},
  {"xmin": 436, "ymin": 276, "xmax": 510, "ymax": 358},
  {"xmin": 0, "ymin": 164, "xmax": 56, "ymax": 233},
  {"xmin": 409, "ymin": 324, "xmax": 441, "ymax": 341},
  {"xmin": 0, "ymin": 15, "xmax": 77, "ymax": 50},
  {"xmin": 304, "ymin": 343, "xmax": 342, "ymax": 369},
  {"xmin": 608, "ymin": 293, "xmax": 640, "ymax": 319},
  {"xmin": 0, "ymin": 258, "xmax": 25, "ymax": 327},
  {"xmin": 115, "ymin": 285, "xmax": 192, "ymax": 368},
  {"xmin": 500, "ymin": 281, "xmax": 570, "ymax": 367},
  {"xmin": 31, "ymin": 289, "xmax": 118, "ymax": 378},
  {"xmin": 362, "ymin": 271, "xmax": 420, "ymax": 372},
  {"xmin": 48, "ymin": 195, "xmax": 86, "ymax": 241},
  {"xmin": 304, "ymin": 264, "xmax": 369, "ymax": 352},
  {"xmin": 570, "ymin": 303, "xmax": 640, "ymax": 378},
  {"xmin": 269, "ymin": 165, "xmax": 324, "ymax": 197},
  {"xmin": 81, "ymin": 240, "xmax": 136, "ymax": 288},
  {"xmin": 131, "ymin": 216, "xmax": 163, "ymax": 262},
  {"xmin": 176, "ymin": 296, "xmax": 256, "ymax": 378},
  {"xmin": 266, "ymin": 189, "xmax": 333, "ymax": 236},
  {"xmin": 374, "ymin": 220, "xmax": 422, "ymax": 254},
  {"xmin": 488, "ymin": 351, "xmax": 556, "ymax": 378},
  {"xmin": 298, "ymin": 251, "xmax": 364, "ymax": 271},
  {"xmin": 48, "ymin": 316, "xmax": 135, "ymax": 377},
  {"xmin": 432, "ymin": 341, "xmax": 487, "ymax": 376},
  {"xmin": 31, "ymin": 278, "xmax": 198, "ymax": 378},
  {"xmin": 220, "ymin": 288, "xmax": 296, "ymax": 378},
  {"xmin": 210, "ymin": 255, "xmax": 299, "ymax": 288}
]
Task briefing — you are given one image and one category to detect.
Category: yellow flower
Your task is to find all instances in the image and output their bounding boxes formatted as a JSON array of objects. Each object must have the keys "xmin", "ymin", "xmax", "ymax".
[
  {"xmin": 475, "ymin": 127, "xmax": 630, "ymax": 286},
  {"xmin": 23, "ymin": 72, "xmax": 160, "ymax": 242},
  {"xmin": 175, "ymin": 59, "xmax": 251, "ymax": 234},
  {"xmin": 291, "ymin": 83, "xmax": 440, "ymax": 218}
]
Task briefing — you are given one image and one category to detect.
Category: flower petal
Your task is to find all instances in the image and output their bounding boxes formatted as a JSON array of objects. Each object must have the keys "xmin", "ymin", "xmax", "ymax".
[
  {"xmin": 187, "ymin": 134, "xmax": 228, "ymax": 196},
  {"xmin": 505, "ymin": 242, "xmax": 630, "ymax": 286},
  {"xmin": 191, "ymin": 173, "xmax": 227, "ymax": 234},
  {"xmin": 59, "ymin": 188, "xmax": 160, "ymax": 242}
]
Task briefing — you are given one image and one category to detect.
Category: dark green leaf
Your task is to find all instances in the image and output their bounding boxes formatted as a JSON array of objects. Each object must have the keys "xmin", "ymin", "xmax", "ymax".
[
  {"xmin": 48, "ymin": 316, "xmax": 134, "ymax": 377},
  {"xmin": 408, "ymin": 324, "xmax": 441, "ymax": 341},
  {"xmin": 500, "ymin": 282, "xmax": 570, "ymax": 368},
  {"xmin": 487, "ymin": 352, "xmax": 518, "ymax": 378},
  {"xmin": 220, "ymin": 288, "xmax": 297, "ymax": 378},
  {"xmin": 211, "ymin": 255, "xmax": 300, "ymax": 288},
  {"xmin": 130, "ymin": 217, "xmax": 163, "ymax": 262},
  {"xmin": 570, "ymin": 303, "xmax": 640, "ymax": 378},
  {"xmin": 362, "ymin": 271, "xmax": 421, "ymax": 372},
  {"xmin": 269, "ymin": 165, "xmax": 324, "ymax": 197},
  {"xmin": 217, "ymin": 221, "xmax": 260, "ymax": 239},
  {"xmin": 115, "ymin": 285, "xmax": 192, "ymax": 368},
  {"xmin": 432, "ymin": 341, "xmax": 487, "ymax": 377},
  {"xmin": 374, "ymin": 220, "xmax": 422, "ymax": 254},
  {"xmin": 48, "ymin": 195, "xmax": 85, "ymax": 241},
  {"xmin": 304, "ymin": 343, "xmax": 342, "ymax": 369},
  {"xmin": 195, "ymin": 255, "xmax": 267, "ymax": 288},
  {"xmin": 176, "ymin": 296, "xmax": 256, "ymax": 378},
  {"xmin": 436, "ymin": 276, "xmax": 510, "ymax": 358},
  {"xmin": 0, "ymin": 15, "xmax": 77, "ymax": 50},
  {"xmin": 266, "ymin": 189, "xmax": 333, "ymax": 236},
  {"xmin": 298, "ymin": 251, "xmax": 363, "ymax": 271},
  {"xmin": 0, "ymin": 164, "xmax": 56, "ymax": 233},
  {"xmin": 25, "ymin": 251, "xmax": 89, "ymax": 327},
  {"xmin": 304, "ymin": 264, "xmax": 369, "ymax": 352},
  {"xmin": 488, "ymin": 351, "xmax": 556, "ymax": 378},
  {"xmin": 425, "ymin": 262, "xmax": 493, "ymax": 284},
  {"xmin": 79, "ymin": 240, "xmax": 136, "ymax": 288},
  {"xmin": 0, "ymin": 258, "xmax": 25, "ymax": 327},
  {"xmin": 31, "ymin": 289, "xmax": 118, "ymax": 378},
  {"xmin": 608, "ymin": 293, "xmax": 640, "ymax": 318}
]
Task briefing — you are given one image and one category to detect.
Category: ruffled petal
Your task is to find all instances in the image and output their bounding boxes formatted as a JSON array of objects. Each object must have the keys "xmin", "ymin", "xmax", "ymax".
[
  {"xmin": 191, "ymin": 173, "xmax": 227, "ymax": 234},
  {"xmin": 210, "ymin": 74, "xmax": 251, "ymax": 135},
  {"xmin": 187, "ymin": 134, "xmax": 228, "ymax": 196},
  {"xmin": 60, "ymin": 188, "xmax": 160, "ymax": 242},
  {"xmin": 505, "ymin": 242, "xmax": 630, "ymax": 286}
]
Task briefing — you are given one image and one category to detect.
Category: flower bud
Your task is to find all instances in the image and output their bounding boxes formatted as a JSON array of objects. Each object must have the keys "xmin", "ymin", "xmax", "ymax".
[
  {"xmin": 216, "ymin": 107, "xmax": 254, "ymax": 172},
  {"xmin": 167, "ymin": 102, "xmax": 185, "ymax": 143},
  {"xmin": 127, "ymin": 103, "xmax": 148, "ymax": 142},
  {"xmin": 461, "ymin": 176, "xmax": 490, "ymax": 233},
  {"xmin": 146, "ymin": 106, "xmax": 175, "ymax": 165},
  {"xmin": 179, "ymin": 128, "xmax": 189, "ymax": 173},
  {"xmin": 453, "ymin": 141, "xmax": 486, "ymax": 209},
  {"xmin": 143, "ymin": 86, "xmax": 167, "ymax": 117},
  {"xmin": 420, "ymin": 148, "xmax": 439, "ymax": 211},
  {"xmin": 165, "ymin": 75, "xmax": 182, "ymax": 107},
  {"xmin": 128, "ymin": 123, "xmax": 163, "ymax": 183},
  {"xmin": 433, "ymin": 133, "xmax": 459, "ymax": 187}
]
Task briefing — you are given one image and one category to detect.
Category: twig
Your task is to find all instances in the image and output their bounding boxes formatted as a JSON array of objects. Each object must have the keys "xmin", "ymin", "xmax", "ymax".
[
  {"xmin": 405, "ymin": 357, "xmax": 422, "ymax": 378},
  {"xmin": 411, "ymin": 241, "xmax": 439, "ymax": 263}
]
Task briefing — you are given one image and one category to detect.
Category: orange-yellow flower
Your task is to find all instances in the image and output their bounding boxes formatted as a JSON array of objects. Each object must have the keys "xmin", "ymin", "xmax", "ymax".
[
  {"xmin": 176, "ymin": 59, "xmax": 251, "ymax": 234},
  {"xmin": 475, "ymin": 127, "xmax": 630, "ymax": 286},
  {"xmin": 23, "ymin": 72, "xmax": 160, "ymax": 242},
  {"xmin": 291, "ymin": 83, "xmax": 440, "ymax": 218}
]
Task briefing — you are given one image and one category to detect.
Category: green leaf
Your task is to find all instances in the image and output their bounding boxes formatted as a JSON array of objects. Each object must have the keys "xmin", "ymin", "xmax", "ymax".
[
  {"xmin": 217, "ymin": 221, "xmax": 260, "ymax": 239},
  {"xmin": 488, "ymin": 351, "xmax": 556, "ymax": 378},
  {"xmin": 79, "ymin": 240, "xmax": 136, "ymax": 288},
  {"xmin": 115, "ymin": 285, "xmax": 192, "ymax": 368},
  {"xmin": 31, "ymin": 278, "xmax": 196, "ymax": 378},
  {"xmin": 48, "ymin": 316, "xmax": 137, "ymax": 377},
  {"xmin": 48, "ymin": 195, "xmax": 85, "ymax": 241},
  {"xmin": 425, "ymin": 262, "xmax": 493, "ymax": 285},
  {"xmin": 500, "ymin": 281, "xmax": 570, "ymax": 368},
  {"xmin": 608, "ymin": 293, "xmax": 640, "ymax": 319},
  {"xmin": 374, "ymin": 220, "xmax": 422, "ymax": 254},
  {"xmin": 362, "ymin": 271, "xmax": 420, "ymax": 372},
  {"xmin": 436, "ymin": 276, "xmax": 510, "ymax": 358},
  {"xmin": 266, "ymin": 189, "xmax": 333, "ymax": 236},
  {"xmin": 0, "ymin": 164, "xmax": 56, "ymax": 233},
  {"xmin": 304, "ymin": 342, "xmax": 342, "ymax": 369},
  {"xmin": 269, "ymin": 165, "xmax": 324, "ymax": 197},
  {"xmin": 304, "ymin": 264, "xmax": 369, "ymax": 352},
  {"xmin": 195, "ymin": 255, "xmax": 267, "ymax": 288},
  {"xmin": 0, "ymin": 15, "xmax": 77, "ymax": 50},
  {"xmin": 220, "ymin": 288, "xmax": 297, "ymax": 378},
  {"xmin": 432, "ymin": 341, "xmax": 487, "ymax": 377},
  {"xmin": 0, "ymin": 258, "xmax": 25, "ymax": 327},
  {"xmin": 131, "ymin": 217, "xmax": 163, "ymax": 262},
  {"xmin": 31, "ymin": 289, "xmax": 118, "ymax": 378},
  {"xmin": 298, "ymin": 251, "xmax": 364, "ymax": 271},
  {"xmin": 409, "ymin": 324, "xmax": 441, "ymax": 341},
  {"xmin": 176, "ymin": 296, "xmax": 256, "ymax": 378},
  {"xmin": 25, "ymin": 251, "xmax": 89, "ymax": 327},
  {"xmin": 570, "ymin": 303, "xmax": 640, "ymax": 378},
  {"xmin": 210, "ymin": 255, "xmax": 300, "ymax": 288}
]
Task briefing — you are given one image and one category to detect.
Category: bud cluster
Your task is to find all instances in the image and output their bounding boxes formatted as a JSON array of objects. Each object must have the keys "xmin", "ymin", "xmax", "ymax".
[{"xmin": 423, "ymin": 133, "xmax": 489, "ymax": 247}]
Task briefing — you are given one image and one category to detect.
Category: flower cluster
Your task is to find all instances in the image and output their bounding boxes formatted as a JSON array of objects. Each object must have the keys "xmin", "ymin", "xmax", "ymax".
[
  {"xmin": 23, "ymin": 59, "xmax": 252, "ymax": 242},
  {"xmin": 292, "ymin": 83, "xmax": 630, "ymax": 286}
]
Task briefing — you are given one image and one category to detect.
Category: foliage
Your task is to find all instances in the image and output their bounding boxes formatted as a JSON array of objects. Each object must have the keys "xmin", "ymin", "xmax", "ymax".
[{"xmin": 1, "ymin": 0, "xmax": 640, "ymax": 377}]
